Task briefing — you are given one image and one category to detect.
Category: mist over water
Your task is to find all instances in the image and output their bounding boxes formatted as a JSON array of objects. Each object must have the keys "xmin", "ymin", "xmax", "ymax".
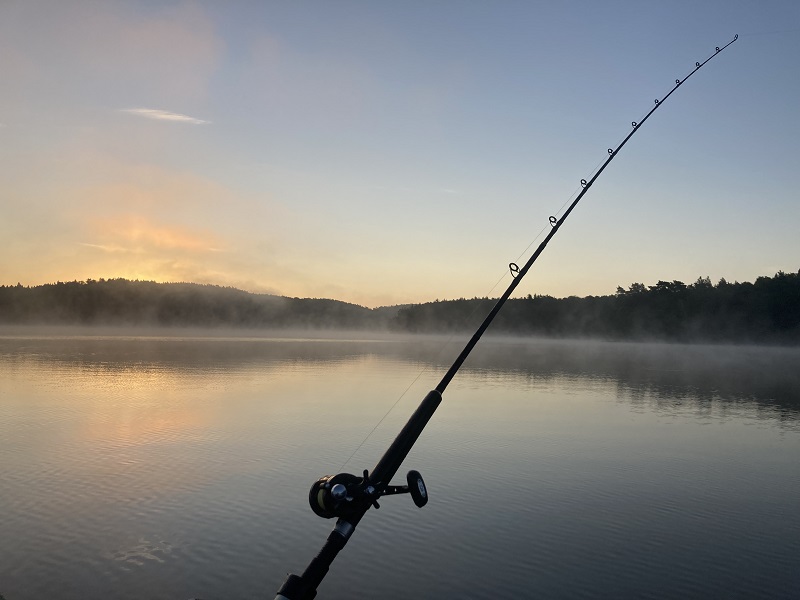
[{"xmin": 1, "ymin": 332, "xmax": 798, "ymax": 599}]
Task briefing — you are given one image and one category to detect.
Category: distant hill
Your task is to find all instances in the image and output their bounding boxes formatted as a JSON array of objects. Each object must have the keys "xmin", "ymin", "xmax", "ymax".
[
  {"xmin": 1, "ymin": 271, "xmax": 798, "ymax": 343},
  {"xmin": 0, "ymin": 279, "xmax": 388, "ymax": 329}
]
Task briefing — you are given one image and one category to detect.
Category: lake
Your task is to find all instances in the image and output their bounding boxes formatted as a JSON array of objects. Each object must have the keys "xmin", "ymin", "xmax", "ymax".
[{"xmin": 1, "ymin": 331, "xmax": 799, "ymax": 599}]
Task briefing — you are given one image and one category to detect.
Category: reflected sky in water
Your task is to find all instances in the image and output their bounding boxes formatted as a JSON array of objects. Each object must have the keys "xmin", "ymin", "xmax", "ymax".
[{"xmin": 1, "ymin": 334, "xmax": 798, "ymax": 599}]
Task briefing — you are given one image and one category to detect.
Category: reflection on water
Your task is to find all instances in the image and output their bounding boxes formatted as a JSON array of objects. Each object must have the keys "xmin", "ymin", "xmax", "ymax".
[{"xmin": 0, "ymin": 333, "xmax": 799, "ymax": 600}]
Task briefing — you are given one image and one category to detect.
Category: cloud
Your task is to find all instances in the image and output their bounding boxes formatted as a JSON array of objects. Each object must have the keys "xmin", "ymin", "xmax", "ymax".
[
  {"xmin": 89, "ymin": 215, "xmax": 222, "ymax": 252},
  {"xmin": 79, "ymin": 242, "xmax": 131, "ymax": 253},
  {"xmin": 121, "ymin": 108, "xmax": 209, "ymax": 125}
]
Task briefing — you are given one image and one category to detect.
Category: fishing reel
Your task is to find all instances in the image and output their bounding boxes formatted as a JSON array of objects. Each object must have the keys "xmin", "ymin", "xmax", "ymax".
[{"xmin": 309, "ymin": 469, "xmax": 428, "ymax": 519}]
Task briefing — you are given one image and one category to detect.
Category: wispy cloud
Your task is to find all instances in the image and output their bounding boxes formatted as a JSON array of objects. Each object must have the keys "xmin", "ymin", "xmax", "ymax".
[
  {"xmin": 121, "ymin": 108, "xmax": 209, "ymax": 125},
  {"xmin": 89, "ymin": 215, "xmax": 223, "ymax": 253},
  {"xmin": 79, "ymin": 242, "xmax": 133, "ymax": 253}
]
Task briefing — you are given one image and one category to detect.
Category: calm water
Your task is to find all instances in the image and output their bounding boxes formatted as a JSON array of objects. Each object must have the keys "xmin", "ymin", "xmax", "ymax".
[{"xmin": 1, "ymin": 332, "xmax": 799, "ymax": 599}]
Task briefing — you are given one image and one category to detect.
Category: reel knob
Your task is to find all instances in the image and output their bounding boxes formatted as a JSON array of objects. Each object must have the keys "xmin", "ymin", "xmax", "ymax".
[
  {"xmin": 330, "ymin": 483, "xmax": 347, "ymax": 500},
  {"xmin": 407, "ymin": 470, "xmax": 428, "ymax": 508}
]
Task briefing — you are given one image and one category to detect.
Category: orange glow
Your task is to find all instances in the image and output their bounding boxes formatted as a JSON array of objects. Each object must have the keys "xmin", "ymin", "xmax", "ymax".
[{"xmin": 89, "ymin": 214, "xmax": 223, "ymax": 253}]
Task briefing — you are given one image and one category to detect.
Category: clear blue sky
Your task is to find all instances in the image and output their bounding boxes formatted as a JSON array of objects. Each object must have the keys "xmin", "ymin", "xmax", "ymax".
[{"xmin": 2, "ymin": 1, "xmax": 798, "ymax": 307}]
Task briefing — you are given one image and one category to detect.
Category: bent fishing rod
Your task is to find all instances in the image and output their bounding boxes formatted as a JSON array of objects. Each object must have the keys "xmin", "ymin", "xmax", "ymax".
[{"xmin": 274, "ymin": 35, "xmax": 738, "ymax": 600}]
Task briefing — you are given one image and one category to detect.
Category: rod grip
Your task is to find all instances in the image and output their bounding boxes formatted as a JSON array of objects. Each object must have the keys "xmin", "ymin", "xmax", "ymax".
[{"xmin": 275, "ymin": 526, "xmax": 349, "ymax": 599}]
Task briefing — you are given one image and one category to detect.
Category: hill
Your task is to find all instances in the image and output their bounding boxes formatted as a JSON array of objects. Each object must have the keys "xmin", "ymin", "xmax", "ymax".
[{"xmin": 0, "ymin": 279, "xmax": 389, "ymax": 329}]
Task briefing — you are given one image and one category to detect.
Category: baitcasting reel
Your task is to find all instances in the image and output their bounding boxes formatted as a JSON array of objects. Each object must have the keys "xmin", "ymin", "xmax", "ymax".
[{"xmin": 309, "ymin": 469, "xmax": 428, "ymax": 519}]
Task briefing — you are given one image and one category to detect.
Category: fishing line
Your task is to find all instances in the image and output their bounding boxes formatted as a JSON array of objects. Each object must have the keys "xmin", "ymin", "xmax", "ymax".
[
  {"xmin": 339, "ymin": 221, "xmax": 554, "ymax": 472},
  {"xmin": 340, "ymin": 36, "xmax": 740, "ymax": 471},
  {"xmin": 738, "ymin": 28, "xmax": 800, "ymax": 37},
  {"xmin": 435, "ymin": 32, "xmax": 740, "ymax": 396},
  {"xmin": 337, "ymin": 372, "xmax": 426, "ymax": 472}
]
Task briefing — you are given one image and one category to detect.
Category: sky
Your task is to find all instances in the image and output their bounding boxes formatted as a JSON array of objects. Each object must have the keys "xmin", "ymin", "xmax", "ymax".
[{"xmin": 2, "ymin": 1, "xmax": 799, "ymax": 308}]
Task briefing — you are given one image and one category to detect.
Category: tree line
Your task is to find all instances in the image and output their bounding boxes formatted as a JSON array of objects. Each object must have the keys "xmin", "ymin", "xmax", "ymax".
[
  {"xmin": 391, "ymin": 271, "xmax": 800, "ymax": 343},
  {"xmin": 1, "ymin": 271, "xmax": 798, "ymax": 343}
]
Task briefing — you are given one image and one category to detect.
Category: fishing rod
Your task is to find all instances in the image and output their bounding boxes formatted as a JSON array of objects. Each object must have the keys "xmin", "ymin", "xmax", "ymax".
[{"xmin": 274, "ymin": 34, "xmax": 738, "ymax": 600}]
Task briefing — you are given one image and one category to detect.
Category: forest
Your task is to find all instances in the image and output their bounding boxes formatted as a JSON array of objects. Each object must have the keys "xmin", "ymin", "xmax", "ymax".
[
  {"xmin": 1, "ymin": 271, "xmax": 798, "ymax": 343},
  {"xmin": 392, "ymin": 272, "xmax": 800, "ymax": 343}
]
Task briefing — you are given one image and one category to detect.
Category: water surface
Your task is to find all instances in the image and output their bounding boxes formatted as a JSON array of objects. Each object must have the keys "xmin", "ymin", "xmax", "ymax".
[{"xmin": 1, "ymin": 333, "xmax": 798, "ymax": 599}]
